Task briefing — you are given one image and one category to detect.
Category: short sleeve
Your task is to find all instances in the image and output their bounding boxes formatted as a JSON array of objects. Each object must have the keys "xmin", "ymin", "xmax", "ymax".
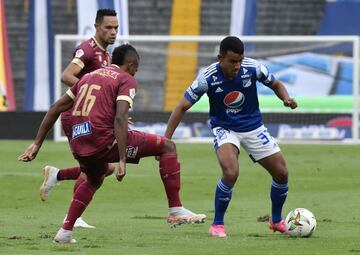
[
  {"xmin": 184, "ymin": 71, "xmax": 209, "ymax": 104},
  {"xmin": 256, "ymin": 61, "xmax": 275, "ymax": 87},
  {"xmin": 116, "ymin": 76, "xmax": 138, "ymax": 109},
  {"xmin": 71, "ymin": 44, "xmax": 93, "ymax": 69}
]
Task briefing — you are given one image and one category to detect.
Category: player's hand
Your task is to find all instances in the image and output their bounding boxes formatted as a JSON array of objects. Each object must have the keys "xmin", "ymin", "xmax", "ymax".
[
  {"xmin": 18, "ymin": 143, "xmax": 40, "ymax": 162},
  {"xmin": 283, "ymin": 98, "xmax": 298, "ymax": 109},
  {"xmin": 116, "ymin": 160, "xmax": 126, "ymax": 182}
]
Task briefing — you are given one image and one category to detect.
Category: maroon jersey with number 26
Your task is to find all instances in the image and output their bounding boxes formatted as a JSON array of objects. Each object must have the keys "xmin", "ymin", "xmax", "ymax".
[{"xmin": 63, "ymin": 65, "xmax": 137, "ymax": 158}]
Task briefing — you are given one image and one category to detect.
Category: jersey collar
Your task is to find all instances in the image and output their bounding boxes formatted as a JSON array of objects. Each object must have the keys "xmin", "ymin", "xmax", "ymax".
[{"xmin": 92, "ymin": 37, "xmax": 107, "ymax": 51}]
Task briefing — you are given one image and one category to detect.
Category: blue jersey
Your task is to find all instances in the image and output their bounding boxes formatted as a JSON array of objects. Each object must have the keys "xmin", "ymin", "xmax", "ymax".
[{"xmin": 184, "ymin": 57, "xmax": 275, "ymax": 132}]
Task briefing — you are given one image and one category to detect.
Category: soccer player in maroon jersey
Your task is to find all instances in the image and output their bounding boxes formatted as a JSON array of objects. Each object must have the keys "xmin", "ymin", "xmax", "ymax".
[
  {"xmin": 18, "ymin": 44, "xmax": 206, "ymax": 243},
  {"xmin": 40, "ymin": 9, "xmax": 119, "ymax": 228}
]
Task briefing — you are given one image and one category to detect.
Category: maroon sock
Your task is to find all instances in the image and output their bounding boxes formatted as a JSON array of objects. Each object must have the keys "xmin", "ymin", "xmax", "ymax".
[
  {"xmin": 159, "ymin": 152, "xmax": 182, "ymax": 208},
  {"xmin": 57, "ymin": 167, "xmax": 81, "ymax": 181},
  {"xmin": 73, "ymin": 176, "xmax": 86, "ymax": 194},
  {"xmin": 62, "ymin": 180, "xmax": 97, "ymax": 230}
]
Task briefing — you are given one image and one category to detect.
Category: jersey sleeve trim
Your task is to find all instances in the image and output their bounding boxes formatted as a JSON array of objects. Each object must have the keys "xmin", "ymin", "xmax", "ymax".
[
  {"xmin": 116, "ymin": 95, "xmax": 133, "ymax": 108},
  {"xmin": 66, "ymin": 89, "xmax": 75, "ymax": 100},
  {"xmin": 72, "ymin": 58, "xmax": 85, "ymax": 69}
]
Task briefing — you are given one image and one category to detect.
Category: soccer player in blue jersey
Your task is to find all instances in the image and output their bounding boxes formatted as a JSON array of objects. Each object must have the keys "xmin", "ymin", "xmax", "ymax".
[{"xmin": 164, "ymin": 36, "xmax": 297, "ymax": 238}]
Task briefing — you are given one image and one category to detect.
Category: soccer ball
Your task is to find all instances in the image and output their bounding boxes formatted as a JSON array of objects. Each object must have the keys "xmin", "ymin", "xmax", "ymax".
[{"xmin": 285, "ymin": 208, "xmax": 317, "ymax": 237}]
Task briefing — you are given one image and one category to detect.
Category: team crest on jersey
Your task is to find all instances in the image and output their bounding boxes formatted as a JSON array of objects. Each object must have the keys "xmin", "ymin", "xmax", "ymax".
[
  {"xmin": 223, "ymin": 91, "xmax": 245, "ymax": 108},
  {"xmin": 242, "ymin": 79, "xmax": 252, "ymax": 88},
  {"xmin": 75, "ymin": 49, "xmax": 84, "ymax": 58},
  {"xmin": 126, "ymin": 146, "xmax": 138, "ymax": 158}
]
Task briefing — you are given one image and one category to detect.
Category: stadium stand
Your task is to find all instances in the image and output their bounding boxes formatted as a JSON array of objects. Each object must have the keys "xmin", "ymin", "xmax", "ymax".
[{"xmin": 5, "ymin": 0, "xmax": 328, "ymax": 110}]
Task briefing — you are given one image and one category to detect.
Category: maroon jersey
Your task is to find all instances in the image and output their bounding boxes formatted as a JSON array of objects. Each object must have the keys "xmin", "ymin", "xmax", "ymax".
[
  {"xmin": 72, "ymin": 37, "xmax": 111, "ymax": 79},
  {"xmin": 62, "ymin": 65, "xmax": 137, "ymax": 158}
]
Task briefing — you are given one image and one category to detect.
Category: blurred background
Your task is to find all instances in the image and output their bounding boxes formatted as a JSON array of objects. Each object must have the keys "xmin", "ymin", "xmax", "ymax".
[{"xmin": 1, "ymin": 0, "xmax": 360, "ymax": 141}]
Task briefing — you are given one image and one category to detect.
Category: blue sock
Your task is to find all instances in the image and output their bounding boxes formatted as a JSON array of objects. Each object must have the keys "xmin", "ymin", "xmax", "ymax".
[
  {"xmin": 213, "ymin": 179, "xmax": 233, "ymax": 225},
  {"xmin": 270, "ymin": 179, "xmax": 288, "ymax": 223}
]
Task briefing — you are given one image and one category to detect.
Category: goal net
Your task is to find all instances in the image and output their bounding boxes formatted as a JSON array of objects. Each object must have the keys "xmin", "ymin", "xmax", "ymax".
[{"xmin": 54, "ymin": 35, "xmax": 360, "ymax": 143}]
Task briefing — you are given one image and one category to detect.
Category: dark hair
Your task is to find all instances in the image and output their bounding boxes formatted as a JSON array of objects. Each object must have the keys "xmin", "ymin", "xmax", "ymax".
[
  {"xmin": 219, "ymin": 36, "xmax": 244, "ymax": 55},
  {"xmin": 112, "ymin": 44, "xmax": 139, "ymax": 66},
  {"xmin": 95, "ymin": 9, "xmax": 117, "ymax": 24}
]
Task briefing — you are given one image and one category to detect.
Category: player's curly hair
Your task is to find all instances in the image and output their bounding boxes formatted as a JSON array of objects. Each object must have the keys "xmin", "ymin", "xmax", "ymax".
[
  {"xmin": 220, "ymin": 36, "xmax": 244, "ymax": 55},
  {"xmin": 112, "ymin": 44, "xmax": 139, "ymax": 66},
  {"xmin": 95, "ymin": 9, "xmax": 117, "ymax": 24}
]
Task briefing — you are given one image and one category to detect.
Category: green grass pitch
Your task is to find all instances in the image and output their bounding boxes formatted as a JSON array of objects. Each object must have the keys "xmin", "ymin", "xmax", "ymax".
[{"xmin": 0, "ymin": 140, "xmax": 359, "ymax": 254}]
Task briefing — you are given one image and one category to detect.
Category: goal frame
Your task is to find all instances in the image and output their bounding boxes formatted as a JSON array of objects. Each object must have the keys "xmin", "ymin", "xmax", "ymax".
[{"xmin": 54, "ymin": 35, "xmax": 360, "ymax": 143}]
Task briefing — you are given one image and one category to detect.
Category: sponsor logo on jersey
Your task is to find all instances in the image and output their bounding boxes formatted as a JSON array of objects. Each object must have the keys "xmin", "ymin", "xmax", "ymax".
[
  {"xmin": 223, "ymin": 91, "xmax": 245, "ymax": 108},
  {"xmin": 215, "ymin": 87, "xmax": 223, "ymax": 93},
  {"xmin": 75, "ymin": 49, "xmax": 84, "ymax": 58},
  {"xmin": 226, "ymin": 108, "xmax": 242, "ymax": 114},
  {"xmin": 210, "ymin": 80, "xmax": 223, "ymax": 86},
  {"xmin": 242, "ymin": 79, "xmax": 252, "ymax": 88},
  {"xmin": 89, "ymin": 40, "xmax": 96, "ymax": 47},
  {"xmin": 212, "ymin": 75, "xmax": 218, "ymax": 81},
  {"xmin": 72, "ymin": 121, "xmax": 92, "ymax": 139},
  {"xmin": 241, "ymin": 74, "xmax": 251, "ymax": 79},
  {"xmin": 243, "ymin": 68, "xmax": 248, "ymax": 74}
]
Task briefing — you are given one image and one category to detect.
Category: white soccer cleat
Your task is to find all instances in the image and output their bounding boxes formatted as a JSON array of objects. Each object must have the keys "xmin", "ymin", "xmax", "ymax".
[
  {"xmin": 40, "ymin": 166, "xmax": 59, "ymax": 201},
  {"xmin": 53, "ymin": 228, "xmax": 76, "ymax": 244},
  {"xmin": 74, "ymin": 217, "xmax": 96, "ymax": 229},
  {"xmin": 63, "ymin": 214, "xmax": 96, "ymax": 229},
  {"xmin": 167, "ymin": 207, "xmax": 206, "ymax": 227}
]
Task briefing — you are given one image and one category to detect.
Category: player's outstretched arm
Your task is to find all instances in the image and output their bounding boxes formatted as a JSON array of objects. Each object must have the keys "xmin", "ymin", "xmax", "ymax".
[
  {"xmin": 164, "ymin": 97, "xmax": 192, "ymax": 139},
  {"xmin": 18, "ymin": 94, "xmax": 74, "ymax": 162},
  {"xmin": 269, "ymin": 80, "xmax": 298, "ymax": 110}
]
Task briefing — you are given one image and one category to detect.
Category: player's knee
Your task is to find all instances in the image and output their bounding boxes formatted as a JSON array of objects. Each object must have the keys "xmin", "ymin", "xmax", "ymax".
[
  {"xmin": 222, "ymin": 167, "xmax": 239, "ymax": 184},
  {"xmin": 162, "ymin": 138, "xmax": 176, "ymax": 153},
  {"xmin": 105, "ymin": 163, "xmax": 115, "ymax": 177},
  {"xmin": 273, "ymin": 164, "xmax": 288, "ymax": 183},
  {"xmin": 86, "ymin": 174, "xmax": 105, "ymax": 189}
]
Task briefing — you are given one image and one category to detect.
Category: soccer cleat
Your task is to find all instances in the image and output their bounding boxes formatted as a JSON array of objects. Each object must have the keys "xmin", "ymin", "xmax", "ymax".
[
  {"xmin": 63, "ymin": 214, "xmax": 96, "ymax": 229},
  {"xmin": 167, "ymin": 207, "xmax": 206, "ymax": 227},
  {"xmin": 209, "ymin": 224, "xmax": 227, "ymax": 238},
  {"xmin": 40, "ymin": 166, "xmax": 59, "ymax": 201},
  {"xmin": 53, "ymin": 228, "xmax": 76, "ymax": 244},
  {"xmin": 74, "ymin": 217, "xmax": 96, "ymax": 229},
  {"xmin": 268, "ymin": 218, "xmax": 288, "ymax": 234}
]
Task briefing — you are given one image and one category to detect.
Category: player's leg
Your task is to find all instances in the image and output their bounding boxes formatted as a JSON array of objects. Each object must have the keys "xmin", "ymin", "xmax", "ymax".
[
  {"xmin": 258, "ymin": 152, "xmax": 288, "ymax": 234},
  {"xmin": 40, "ymin": 163, "xmax": 114, "ymax": 202},
  {"xmin": 54, "ymin": 159, "xmax": 106, "ymax": 243},
  {"xmin": 242, "ymin": 125, "xmax": 288, "ymax": 234},
  {"xmin": 157, "ymin": 139, "xmax": 206, "ymax": 226},
  {"xmin": 209, "ymin": 127, "xmax": 240, "ymax": 238},
  {"xmin": 113, "ymin": 130, "xmax": 206, "ymax": 226}
]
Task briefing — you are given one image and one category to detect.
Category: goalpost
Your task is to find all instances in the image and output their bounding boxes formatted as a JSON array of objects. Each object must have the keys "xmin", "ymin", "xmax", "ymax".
[{"xmin": 54, "ymin": 35, "xmax": 360, "ymax": 143}]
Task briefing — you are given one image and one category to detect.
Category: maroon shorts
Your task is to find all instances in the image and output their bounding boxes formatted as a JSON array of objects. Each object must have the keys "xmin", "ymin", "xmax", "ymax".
[{"xmin": 77, "ymin": 130, "xmax": 165, "ymax": 175}]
